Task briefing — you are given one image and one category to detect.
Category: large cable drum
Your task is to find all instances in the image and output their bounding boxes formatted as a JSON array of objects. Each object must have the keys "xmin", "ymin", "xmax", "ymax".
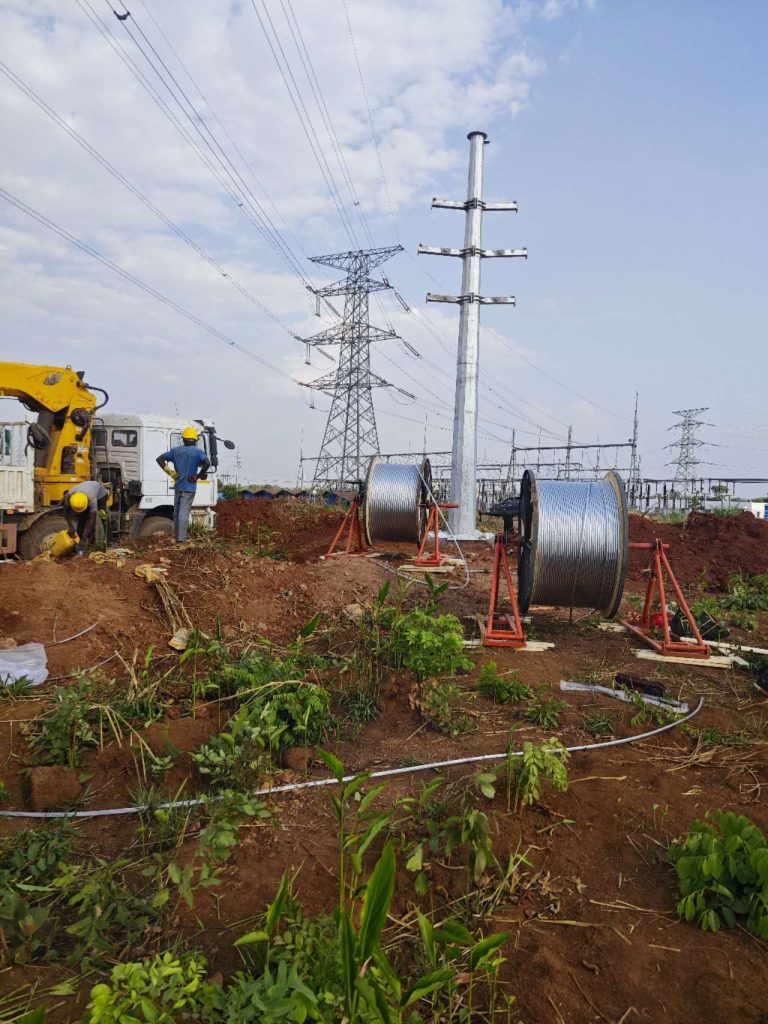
[
  {"xmin": 363, "ymin": 457, "xmax": 431, "ymax": 546},
  {"xmin": 518, "ymin": 470, "xmax": 628, "ymax": 618}
]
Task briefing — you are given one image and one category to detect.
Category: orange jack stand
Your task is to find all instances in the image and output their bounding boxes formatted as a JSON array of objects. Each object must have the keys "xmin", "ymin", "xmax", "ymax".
[
  {"xmin": 620, "ymin": 540, "xmax": 708, "ymax": 657},
  {"xmin": 413, "ymin": 503, "xmax": 457, "ymax": 567},
  {"xmin": 481, "ymin": 533, "xmax": 526, "ymax": 648},
  {"xmin": 325, "ymin": 497, "xmax": 368, "ymax": 558}
]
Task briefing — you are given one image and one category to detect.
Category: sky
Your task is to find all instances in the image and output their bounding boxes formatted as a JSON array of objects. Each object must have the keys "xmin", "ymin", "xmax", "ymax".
[{"xmin": 0, "ymin": 0, "xmax": 766, "ymax": 488}]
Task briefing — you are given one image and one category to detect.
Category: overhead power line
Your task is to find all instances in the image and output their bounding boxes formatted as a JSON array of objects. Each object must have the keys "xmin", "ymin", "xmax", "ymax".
[
  {"xmin": 278, "ymin": 0, "xmax": 377, "ymax": 250},
  {"xmin": 0, "ymin": 187, "xmax": 299, "ymax": 386},
  {"xmin": 132, "ymin": 0, "xmax": 314, "ymax": 266},
  {"xmin": 77, "ymin": 0, "xmax": 335, "ymax": 316},
  {"xmin": 340, "ymin": 0, "xmax": 400, "ymax": 245},
  {"xmin": 105, "ymin": 0, "xmax": 314, "ymax": 285},
  {"xmin": 0, "ymin": 56, "xmax": 313, "ymax": 355},
  {"xmin": 248, "ymin": 0, "xmax": 361, "ymax": 249}
]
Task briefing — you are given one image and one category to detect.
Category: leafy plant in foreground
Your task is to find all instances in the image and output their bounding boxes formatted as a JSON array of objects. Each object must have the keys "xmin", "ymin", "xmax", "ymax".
[
  {"xmin": 510, "ymin": 738, "xmax": 570, "ymax": 810},
  {"xmin": 0, "ymin": 891, "xmax": 53, "ymax": 964},
  {"xmin": 524, "ymin": 694, "xmax": 567, "ymax": 730},
  {"xmin": 476, "ymin": 662, "xmax": 532, "ymax": 704},
  {"xmin": 409, "ymin": 679, "xmax": 470, "ymax": 737},
  {"xmin": 22, "ymin": 679, "xmax": 101, "ymax": 768},
  {"xmin": 53, "ymin": 857, "xmax": 163, "ymax": 966},
  {"xmin": 581, "ymin": 710, "xmax": 614, "ymax": 736},
  {"xmin": 0, "ymin": 821, "xmax": 75, "ymax": 890},
  {"xmin": 392, "ymin": 609, "xmax": 472, "ymax": 680},
  {"xmin": 192, "ymin": 705, "xmax": 268, "ymax": 789},
  {"xmin": 80, "ymin": 951, "xmax": 211, "ymax": 1023},
  {"xmin": 162, "ymin": 791, "xmax": 271, "ymax": 910},
  {"xmin": 669, "ymin": 810, "xmax": 768, "ymax": 938}
]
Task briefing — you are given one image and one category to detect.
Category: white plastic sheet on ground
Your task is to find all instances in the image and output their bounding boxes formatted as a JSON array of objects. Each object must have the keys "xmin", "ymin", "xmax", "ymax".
[{"xmin": 0, "ymin": 642, "xmax": 48, "ymax": 686}]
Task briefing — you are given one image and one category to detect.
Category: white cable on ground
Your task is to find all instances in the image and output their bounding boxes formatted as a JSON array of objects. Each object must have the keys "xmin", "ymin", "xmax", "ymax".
[
  {"xmin": 45, "ymin": 623, "xmax": 98, "ymax": 647},
  {"xmin": 47, "ymin": 652, "xmax": 118, "ymax": 683},
  {"xmin": 0, "ymin": 697, "xmax": 704, "ymax": 820}
]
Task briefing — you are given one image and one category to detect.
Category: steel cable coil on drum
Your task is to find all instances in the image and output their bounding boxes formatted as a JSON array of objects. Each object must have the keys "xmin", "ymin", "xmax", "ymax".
[
  {"xmin": 363, "ymin": 456, "xmax": 431, "ymax": 546},
  {"xmin": 517, "ymin": 469, "xmax": 629, "ymax": 617}
]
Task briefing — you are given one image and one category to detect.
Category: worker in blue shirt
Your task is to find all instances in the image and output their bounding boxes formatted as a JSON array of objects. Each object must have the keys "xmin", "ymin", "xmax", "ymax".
[{"xmin": 156, "ymin": 427, "xmax": 211, "ymax": 543}]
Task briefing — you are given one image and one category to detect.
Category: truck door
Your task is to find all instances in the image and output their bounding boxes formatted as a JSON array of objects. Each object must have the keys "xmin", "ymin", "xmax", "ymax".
[{"xmin": 143, "ymin": 428, "xmax": 174, "ymax": 506}]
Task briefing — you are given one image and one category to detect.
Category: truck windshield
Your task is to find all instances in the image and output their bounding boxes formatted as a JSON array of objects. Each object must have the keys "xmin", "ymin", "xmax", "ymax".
[{"xmin": 170, "ymin": 432, "xmax": 208, "ymax": 454}]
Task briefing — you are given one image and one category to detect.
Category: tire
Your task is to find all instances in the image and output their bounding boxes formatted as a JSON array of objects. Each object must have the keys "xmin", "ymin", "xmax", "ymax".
[
  {"xmin": 17, "ymin": 513, "xmax": 71, "ymax": 560},
  {"xmin": 136, "ymin": 516, "xmax": 174, "ymax": 539}
]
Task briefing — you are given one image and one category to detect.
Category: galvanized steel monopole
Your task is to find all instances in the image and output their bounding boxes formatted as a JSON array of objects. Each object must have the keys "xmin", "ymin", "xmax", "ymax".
[
  {"xmin": 363, "ymin": 457, "xmax": 432, "ymax": 546},
  {"xmin": 518, "ymin": 469, "xmax": 629, "ymax": 618}
]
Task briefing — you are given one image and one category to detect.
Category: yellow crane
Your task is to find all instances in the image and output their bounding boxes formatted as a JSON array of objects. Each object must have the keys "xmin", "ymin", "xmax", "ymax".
[
  {"xmin": 1, "ymin": 360, "xmax": 231, "ymax": 558},
  {"xmin": 0, "ymin": 361, "xmax": 104, "ymax": 507}
]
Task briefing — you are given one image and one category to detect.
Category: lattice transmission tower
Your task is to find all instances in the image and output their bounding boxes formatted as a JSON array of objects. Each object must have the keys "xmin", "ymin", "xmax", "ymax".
[
  {"xmin": 666, "ymin": 407, "xmax": 711, "ymax": 487},
  {"xmin": 303, "ymin": 246, "xmax": 403, "ymax": 488}
]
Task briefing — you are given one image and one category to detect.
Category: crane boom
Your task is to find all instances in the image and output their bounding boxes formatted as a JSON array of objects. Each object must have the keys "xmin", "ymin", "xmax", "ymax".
[{"xmin": 0, "ymin": 361, "xmax": 100, "ymax": 505}]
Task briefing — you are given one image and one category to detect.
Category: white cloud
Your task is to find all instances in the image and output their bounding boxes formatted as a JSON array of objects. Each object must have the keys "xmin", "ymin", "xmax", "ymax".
[{"xmin": 0, "ymin": 0, "xmax": 586, "ymax": 480}]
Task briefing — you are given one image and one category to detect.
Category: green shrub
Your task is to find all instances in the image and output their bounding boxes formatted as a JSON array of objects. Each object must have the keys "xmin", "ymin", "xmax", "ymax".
[
  {"xmin": 669, "ymin": 811, "xmax": 768, "ymax": 938},
  {"xmin": 192, "ymin": 705, "xmax": 268, "ymax": 790},
  {"xmin": 193, "ymin": 683, "xmax": 332, "ymax": 787},
  {"xmin": 81, "ymin": 951, "xmax": 212, "ymax": 1023},
  {"xmin": 581, "ymin": 711, "xmax": 614, "ymax": 736},
  {"xmin": 248, "ymin": 682, "xmax": 333, "ymax": 752},
  {"xmin": 476, "ymin": 663, "xmax": 531, "ymax": 704},
  {"xmin": 392, "ymin": 609, "xmax": 472, "ymax": 680},
  {"xmin": 413, "ymin": 679, "xmax": 470, "ymax": 737},
  {"xmin": 512, "ymin": 738, "xmax": 570, "ymax": 809},
  {"xmin": 524, "ymin": 695, "xmax": 567, "ymax": 730}
]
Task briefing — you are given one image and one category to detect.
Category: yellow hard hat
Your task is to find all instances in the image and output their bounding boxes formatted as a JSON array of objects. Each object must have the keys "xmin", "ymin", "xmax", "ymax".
[
  {"xmin": 182, "ymin": 426, "xmax": 199, "ymax": 441},
  {"xmin": 68, "ymin": 491, "xmax": 89, "ymax": 513}
]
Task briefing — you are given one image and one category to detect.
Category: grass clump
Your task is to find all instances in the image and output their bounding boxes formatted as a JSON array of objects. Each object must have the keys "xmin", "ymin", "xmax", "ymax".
[
  {"xmin": 669, "ymin": 810, "xmax": 768, "ymax": 938},
  {"xmin": 476, "ymin": 663, "xmax": 532, "ymax": 704}
]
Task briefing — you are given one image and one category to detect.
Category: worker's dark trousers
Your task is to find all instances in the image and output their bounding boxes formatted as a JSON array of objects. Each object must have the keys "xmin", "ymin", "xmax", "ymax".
[{"xmin": 173, "ymin": 491, "xmax": 195, "ymax": 542}]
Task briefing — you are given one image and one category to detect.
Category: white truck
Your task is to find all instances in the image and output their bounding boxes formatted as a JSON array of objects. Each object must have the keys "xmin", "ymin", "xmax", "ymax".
[{"xmin": 0, "ymin": 412, "xmax": 233, "ymax": 557}]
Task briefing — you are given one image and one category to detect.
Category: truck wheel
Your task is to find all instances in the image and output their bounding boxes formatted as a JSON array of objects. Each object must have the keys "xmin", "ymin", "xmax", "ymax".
[
  {"xmin": 17, "ymin": 513, "xmax": 71, "ymax": 560},
  {"xmin": 137, "ymin": 516, "xmax": 174, "ymax": 539}
]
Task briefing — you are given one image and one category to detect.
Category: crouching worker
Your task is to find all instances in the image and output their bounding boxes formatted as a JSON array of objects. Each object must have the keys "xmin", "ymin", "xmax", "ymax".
[
  {"xmin": 63, "ymin": 480, "xmax": 109, "ymax": 554},
  {"xmin": 156, "ymin": 427, "xmax": 210, "ymax": 543}
]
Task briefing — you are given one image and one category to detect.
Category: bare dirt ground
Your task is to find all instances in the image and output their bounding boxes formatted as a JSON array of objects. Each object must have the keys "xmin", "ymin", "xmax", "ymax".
[{"xmin": 0, "ymin": 501, "xmax": 766, "ymax": 1023}]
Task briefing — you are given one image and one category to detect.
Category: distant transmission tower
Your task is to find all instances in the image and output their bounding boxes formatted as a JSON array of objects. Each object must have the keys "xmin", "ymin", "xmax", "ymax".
[
  {"xmin": 666, "ymin": 407, "xmax": 710, "ymax": 488},
  {"xmin": 627, "ymin": 391, "xmax": 641, "ymax": 505},
  {"xmin": 303, "ymin": 246, "xmax": 403, "ymax": 488}
]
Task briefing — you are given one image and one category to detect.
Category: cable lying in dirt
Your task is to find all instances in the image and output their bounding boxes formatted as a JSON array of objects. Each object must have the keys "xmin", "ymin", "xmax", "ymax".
[
  {"xmin": 47, "ymin": 651, "xmax": 118, "ymax": 683},
  {"xmin": 0, "ymin": 697, "xmax": 704, "ymax": 819},
  {"xmin": 45, "ymin": 623, "xmax": 98, "ymax": 647}
]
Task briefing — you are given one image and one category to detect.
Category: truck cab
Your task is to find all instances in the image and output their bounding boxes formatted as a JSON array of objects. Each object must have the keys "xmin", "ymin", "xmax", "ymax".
[
  {"xmin": 92, "ymin": 413, "xmax": 221, "ymax": 539},
  {"xmin": 0, "ymin": 411, "xmax": 229, "ymax": 556}
]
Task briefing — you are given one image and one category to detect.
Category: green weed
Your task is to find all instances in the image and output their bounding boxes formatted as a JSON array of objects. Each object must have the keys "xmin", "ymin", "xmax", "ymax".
[
  {"xmin": 581, "ymin": 710, "xmax": 614, "ymax": 736},
  {"xmin": 392, "ymin": 608, "xmax": 472, "ymax": 680},
  {"xmin": 524, "ymin": 694, "xmax": 567, "ymax": 730},
  {"xmin": 510, "ymin": 738, "xmax": 570, "ymax": 810},
  {"xmin": 412, "ymin": 678, "xmax": 470, "ymax": 737},
  {"xmin": 669, "ymin": 810, "xmax": 768, "ymax": 938},
  {"xmin": 476, "ymin": 662, "xmax": 532, "ymax": 704}
]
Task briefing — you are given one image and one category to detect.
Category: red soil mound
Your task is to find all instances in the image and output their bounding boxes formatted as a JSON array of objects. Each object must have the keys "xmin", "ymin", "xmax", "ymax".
[
  {"xmin": 216, "ymin": 497, "xmax": 343, "ymax": 561},
  {"xmin": 627, "ymin": 511, "xmax": 768, "ymax": 590}
]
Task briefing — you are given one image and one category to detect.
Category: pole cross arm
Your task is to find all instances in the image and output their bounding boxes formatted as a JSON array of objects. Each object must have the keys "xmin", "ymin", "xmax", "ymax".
[
  {"xmin": 418, "ymin": 244, "xmax": 527, "ymax": 259},
  {"xmin": 431, "ymin": 197, "xmax": 518, "ymax": 212},
  {"xmin": 426, "ymin": 293, "xmax": 516, "ymax": 305}
]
